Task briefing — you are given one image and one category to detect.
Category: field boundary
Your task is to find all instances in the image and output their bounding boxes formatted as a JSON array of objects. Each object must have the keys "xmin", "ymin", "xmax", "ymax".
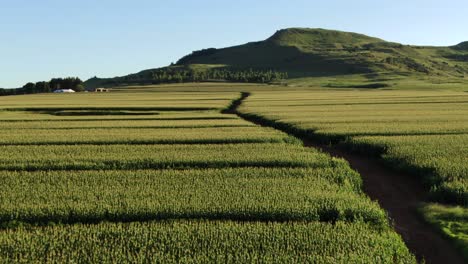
[
  {"xmin": 0, "ymin": 138, "xmax": 297, "ymax": 146},
  {"xmin": 4, "ymin": 107, "xmax": 220, "ymax": 112},
  {"xmin": 229, "ymin": 92, "xmax": 465, "ymax": 264}
]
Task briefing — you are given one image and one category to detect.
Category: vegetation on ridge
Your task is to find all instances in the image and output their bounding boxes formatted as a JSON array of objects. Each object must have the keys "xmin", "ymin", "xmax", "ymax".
[
  {"xmin": 88, "ymin": 66, "xmax": 288, "ymax": 88},
  {"xmin": 84, "ymin": 28, "xmax": 468, "ymax": 90},
  {"xmin": 0, "ymin": 77, "xmax": 84, "ymax": 96}
]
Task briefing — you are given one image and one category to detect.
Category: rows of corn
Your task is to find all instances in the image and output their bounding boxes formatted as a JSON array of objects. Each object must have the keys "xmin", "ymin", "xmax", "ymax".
[{"xmin": 0, "ymin": 91, "xmax": 415, "ymax": 263}]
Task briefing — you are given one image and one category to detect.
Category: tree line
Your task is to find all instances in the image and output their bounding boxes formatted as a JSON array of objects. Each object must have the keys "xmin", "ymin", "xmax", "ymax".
[
  {"xmin": 112, "ymin": 68, "xmax": 288, "ymax": 86},
  {"xmin": 0, "ymin": 77, "xmax": 84, "ymax": 96}
]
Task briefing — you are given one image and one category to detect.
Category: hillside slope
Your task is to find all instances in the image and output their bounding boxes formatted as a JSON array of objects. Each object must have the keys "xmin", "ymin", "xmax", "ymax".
[
  {"xmin": 178, "ymin": 28, "xmax": 468, "ymax": 77},
  {"xmin": 85, "ymin": 28, "xmax": 468, "ymax": 88}
]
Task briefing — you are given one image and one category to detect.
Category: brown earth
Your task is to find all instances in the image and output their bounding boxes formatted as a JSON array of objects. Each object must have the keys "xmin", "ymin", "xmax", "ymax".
[{"xmin": 304, "ymin": 141, "xmax": 464, "ymax": 264}]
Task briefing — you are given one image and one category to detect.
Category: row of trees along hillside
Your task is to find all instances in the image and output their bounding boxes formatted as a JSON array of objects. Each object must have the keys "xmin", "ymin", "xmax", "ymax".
[
  {"xmin": 0, "ymin": 77, "xmax": 83, "ymax": 96},
  {"xmin": 106, "ymin": 68, "xmax": 288, "ymax": 86}
]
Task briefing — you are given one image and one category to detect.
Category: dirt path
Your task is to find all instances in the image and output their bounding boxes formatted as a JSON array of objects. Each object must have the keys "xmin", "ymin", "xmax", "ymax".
[
  {"xmin": 231, "ymin": 92, "xmax": 464, "ymax": 264},
  {"xmin": 306, "ymin": 142, "xmax": 464, "ymax": 264}
]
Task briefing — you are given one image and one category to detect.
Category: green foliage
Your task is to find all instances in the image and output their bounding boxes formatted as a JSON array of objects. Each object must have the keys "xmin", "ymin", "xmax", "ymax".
[
  {"xmin": 453, "ymin": 41, "xmax": 468, "ymax": 51},
  {"xmin": 0, "ymin": 90, "xmax": 238, "ymax": 110},
  {"xmin": 0, "ymin": 168, "xmax": 385, "ymax": 227},
  {"xmin": 84, "ymin": 28, "xmax": 468, "ymax": 91},
  {"xmin": 350, "ymin": 135, "xmax": 468, "ymax": 205},
  {"xmin": 74, "ymin": 84, "xmax": 85, "ymax": 92},
  {"xmin": 267, "ymin": 28, "xmax": 383, "ymax": 47},
  {"xmin": 0, "ymin": 221, "xmax": 415, "ymax": 263},
  {"xmin": 0, "ymin": 77, "xmax": 83, "ymax": 96},
  {"xmin": 177, "ymin": 48, "xmax": 218, "ymax": 64},
  {"xmin": 420, "ymin": 204, "xmax": 468, "ymax": 261},
  {"xmin": 0, "ymin": 126, "xmax": 300, "ymax": 145},
  {"xmin": 0, "ymin": 90, "xmax": 413, "ymax": 262},
  {"xmin": 96, "ymin": 67, "xmax": 288, "ymax": 88},
  {"xmin": 172, "ymin": 28, "xmax": 468, "ymax": 79},
  {"xmin": 49, "ymin": 77, "xmax": 83, "ymax": 90},
  {"xmin": 0, "ymin": 143, "xmax": 338, "ymax": 171},
  {"xmin": 0, "ymin": 118, "xmax": 250, "ymax": 129},
  {"xmin": 23, "ymin": 82, "xmax": 36, "ymax": 93},
  {"xmin": 240, "ymin": 89, "xmax": 468, "ymax": 206},
  {"xmin": 35, "ymin": 81, "xmax": 51, "ymax": 93}
]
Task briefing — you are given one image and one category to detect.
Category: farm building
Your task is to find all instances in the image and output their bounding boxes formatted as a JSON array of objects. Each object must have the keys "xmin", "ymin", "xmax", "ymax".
[
  {"xmin": 95, "ymin": 88, "xmax": 110, "ymax": 92},
  {"xmin": 53, "ymin": 89, "xmax": 75, "ymax": 93}
]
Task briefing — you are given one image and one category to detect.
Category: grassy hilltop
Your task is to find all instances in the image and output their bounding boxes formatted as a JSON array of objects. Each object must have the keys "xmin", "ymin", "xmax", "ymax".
[
  {"xmin": 178, "ymin": 28, "xmax": 468, "ymax": 76},
  {"xmin": 85, "ymin": 28, "xmax": 468, "ymax": 89}
]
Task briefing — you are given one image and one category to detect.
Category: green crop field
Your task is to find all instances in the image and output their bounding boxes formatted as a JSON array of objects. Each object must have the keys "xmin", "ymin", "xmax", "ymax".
[
  {"xmin": 0, "ymin": 90, "xmax": 416, "ymax": 263},
  {"xmin": 4, "ymin": 4, "xmax": 468, "ymax": 262},
  {"xmin": 0, "ymin": 91, "xmax": 238, "ymax": 109},
  {"xmin": 419, "ymin": 204, "xmax": 468, "ymax": 260},
  {"xmin": 0, "ymin": 221, "xmax": 413, "ymax": 263},
  {"xmin": 0, "ymin": 126, "xmax": 299, "ymax": 145},
  {"xmin": 240, "ymin": 90, "xmax": 468, "ymax": 204},
  {"xmin": 239, "ymin": 88, "xmax": 468, "ymax": 259}
]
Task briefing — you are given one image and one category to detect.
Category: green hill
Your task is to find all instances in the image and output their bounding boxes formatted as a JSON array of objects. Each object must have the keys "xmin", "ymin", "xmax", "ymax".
[
  {"xmin": 177, "ymin": 28, "xmax": 468, "ymax": 77},
  {"xmin": 85, "ymin": 28, "xmax": 468, "ymax": 89},
  {"xmin": 267, "ymin": 28, "xmax": 383, "ymax": 46},
  {"xmin": 453, "ymin": 41, "xmax": 468, "ymax": 50},
  {"xmin": 176, "ymin": 28, "xmax": 385, "ymax": 76}
]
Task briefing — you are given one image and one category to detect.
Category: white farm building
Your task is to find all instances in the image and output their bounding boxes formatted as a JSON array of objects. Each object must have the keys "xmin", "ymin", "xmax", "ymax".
[{"xmin": 53, "ymin": 89, "xmax": 75, "ymax": 93}]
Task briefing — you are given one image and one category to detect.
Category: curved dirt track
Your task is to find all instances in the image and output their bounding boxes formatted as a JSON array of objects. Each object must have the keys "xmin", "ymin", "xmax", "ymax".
[
  {"xmin": 231, "ymin": 93, "xmax": 464, "ymax": 264},
  {"xmin": 304, "ymin": 141, "xmax": 464, "ymax": 264}
]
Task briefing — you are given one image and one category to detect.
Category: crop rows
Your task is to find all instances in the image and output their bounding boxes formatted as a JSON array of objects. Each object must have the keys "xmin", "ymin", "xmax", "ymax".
[
  {"xmin": 0, "ymin": 127, "xmax": 299, "ymax": 145},
  {"xmin": 0, "ymin": 91, "xmax": 239, "ymax": 110},
  {"xmin": 0, "ymin": 143, "xmax": 337, "ymax": 171},
  {"xmin": 350, "ymin": 134, "xmax": 468, "ymax": 204},
  {"xmin": 0, "ymin": 220, "xmax": 415, "ymax": 263},
  {"xmin": 0, "ymin": 91, "xmax": 414, "ymax": 262},
  {"xmin": 0, "ymin": 168, "xmax": 387, "ymax": 227},
  {"xmin": 240, "ymin": 90, "xmax": 468, "ymax": 206},
  {"xmin": 419, "ymin": 203, "xmax": 468, "ymax": 260},
  {"xmin": 0, "ymin": 118, "xmax": 254, "ymax": 129},
  {"xmin": 0, "ymin": 111, "xmax": 240, "ymax": 121}
]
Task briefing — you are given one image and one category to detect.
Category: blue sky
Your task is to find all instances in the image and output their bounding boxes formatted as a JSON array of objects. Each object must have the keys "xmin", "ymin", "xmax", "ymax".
[{"xmin": 1, "ymin": 0, "xmax": 467, "ymax": 87}]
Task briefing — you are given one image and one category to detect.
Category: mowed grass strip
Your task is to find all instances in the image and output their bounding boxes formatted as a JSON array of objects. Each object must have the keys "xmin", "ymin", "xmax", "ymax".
[
  {"xmin": 0, "ymin": 127, "xmax": 299, "ymax": 145},
  {"xmin": 0, "ymin": 220, "xmax": 415, "ymax": 264},
  {"xmin": 0, "ymin": 143, "xmax": 337, "ymax": 171},
  {"xmin": 0, "ymin": 168, "xmax": 386, "ymax": 226}
]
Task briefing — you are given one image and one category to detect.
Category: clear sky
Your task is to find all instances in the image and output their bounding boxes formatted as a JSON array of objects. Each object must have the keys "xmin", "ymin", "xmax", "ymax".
[{"xmin": 1, "ymin": 0, "xmax": 467, "ymax": 87}]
